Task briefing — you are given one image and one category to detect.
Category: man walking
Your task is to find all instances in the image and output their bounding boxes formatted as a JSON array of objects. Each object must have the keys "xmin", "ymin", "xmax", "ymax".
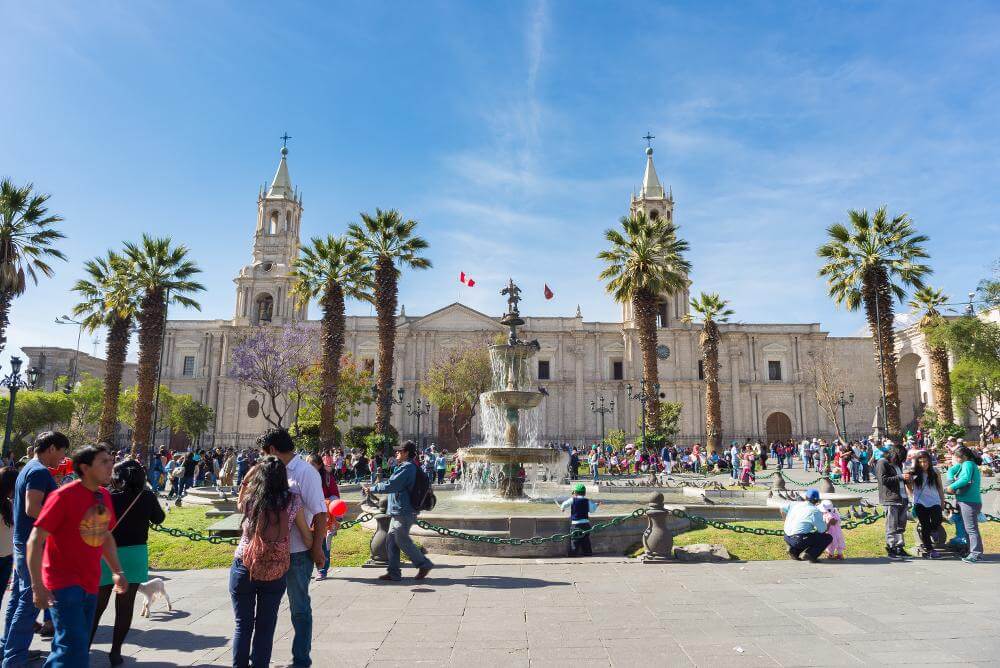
[
  {"xmin": 27, "ymin": 444, "xmax": 127, "ymax": 666},
  {"xmin": 2, "ymin": 431, "xmax": 69, "ymax": 666},
  {"xmin": 780, "ymin": 489, "xmax": 832, "ymax": 562},
  {"xmin": 876, "ymin": 444, "xmax": 911, "ymax": 559},
  {"xmin": 362, "ymin": 441, "xmax": 434, "ymax": 582},
  {"xmin": 259, "ymin": 429, "xmax": 327, "ymax": 667}
]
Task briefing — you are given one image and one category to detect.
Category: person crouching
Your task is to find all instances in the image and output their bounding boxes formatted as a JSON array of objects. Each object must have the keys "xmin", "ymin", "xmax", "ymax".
[
  {"xmin": 780, "ymin": 488, "xmax": 832, "ymax": 563},
  {"xmin": 559, "ymin": 483, "xmax": 600, "ymax": 557}
]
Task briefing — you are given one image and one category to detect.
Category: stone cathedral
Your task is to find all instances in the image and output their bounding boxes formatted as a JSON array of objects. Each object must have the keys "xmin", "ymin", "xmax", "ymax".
[{"xmin": 159, "ymin": 145, "xmax": 950, "ymax": 449}]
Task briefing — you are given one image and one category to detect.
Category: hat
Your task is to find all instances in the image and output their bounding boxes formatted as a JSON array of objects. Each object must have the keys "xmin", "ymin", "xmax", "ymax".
[
  {"xmin": 804, "ymin": 488, "xmax": 821, "ymax": 503},
  {"xmin": 820, "ymin": 499, "xmax": 834, "ymax": 511},
  {"xmin": 572, "ymin": 483, "xmax": 586, "ymax": 495}
]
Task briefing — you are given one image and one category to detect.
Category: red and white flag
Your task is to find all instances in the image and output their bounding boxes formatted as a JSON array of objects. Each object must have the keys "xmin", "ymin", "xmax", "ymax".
[
  {"xmin": 543, "ymin": 284, "xmax": 554, "ymax": 300},
  {"xmin": 459, "ymin": 271, "xmax": 476, "ymax": 287}
]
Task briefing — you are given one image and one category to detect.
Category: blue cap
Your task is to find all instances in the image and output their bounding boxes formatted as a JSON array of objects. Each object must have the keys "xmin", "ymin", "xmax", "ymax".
[{"xmin": 804, "ymin": 489, "xmax": 820, "ymax": 502}]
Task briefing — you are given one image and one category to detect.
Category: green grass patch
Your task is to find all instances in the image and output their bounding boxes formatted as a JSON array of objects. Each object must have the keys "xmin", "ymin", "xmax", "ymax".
[
  {"xmin": 149, "ymin": 506, "xmax": 374, "ymax": 570},
  {"xmin": 659, "ymin": 519, "xmax": 1000, "ymax": 561}
]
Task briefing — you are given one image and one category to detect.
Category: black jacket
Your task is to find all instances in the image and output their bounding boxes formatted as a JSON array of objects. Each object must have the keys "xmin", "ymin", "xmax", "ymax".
[{"xmin": 876, "ymin": 458, "xmax": 906, "ymax": 505}]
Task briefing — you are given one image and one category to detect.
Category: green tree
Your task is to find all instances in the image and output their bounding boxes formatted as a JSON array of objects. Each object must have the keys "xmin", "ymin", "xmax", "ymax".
[
  {"xmin": 296, "ymin": 354, "xmax": 375, "ymax": 429},
  {"xmin": 71, "ymin": 250, "xmax": 139, "ymax": 442},
  {"xmin": 123, "ymin": 235, "xmax": 204, "ymax": 460},
  {"xmin": 0, "ymin": 390, "xmax": 73, "ymax": 455},
  {"xmin": 348, "ymin": 209, "xmax": 431, "ymax": 437},
  {"xmin": 56, "ymin": 373, "xmax": 104, "ymax": 445},
  {"xmin": 421, "ymin": 346, "xmax": 491, "ymax": 446},
  {"xmin": 169, "ymin": 394, "xmax": 214, "ymax": 443},
  {"xmin": 683, "ymin": 293, "xmax": 733, "ymax": 454},
  {"xmin": 118, "ymin": 384, "xmax": 177, "ymax": 437},
  {"xmin": 977, "ymin": 258, "xmax": 1000, "ymax": 311},
  {"xmin": 291, "ymin": 235, "xmax": 372, "ymax": 448},
  {"xmin": 598, "ymin": 212, "xmax": 691, "ymax": 429},
  {"xmin": 950, "ymin": 358, "xmax": 1000, "ymax": 437},
  {"xmin": 817, "ymin": 207, "xmax": 931, "ymax": 437},
  {"xmin": 0, "ymin": 179, "xmax": 66, "ymax": 350},
  {"xmin": 908, "ymin": 286, "xmax": 954, "ymax": 424}
]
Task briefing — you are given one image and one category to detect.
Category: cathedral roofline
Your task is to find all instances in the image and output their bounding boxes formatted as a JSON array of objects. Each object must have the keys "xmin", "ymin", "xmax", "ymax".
[{"xmin": 266, "ymin": 146, "xmax": 294, "ymax": 199}]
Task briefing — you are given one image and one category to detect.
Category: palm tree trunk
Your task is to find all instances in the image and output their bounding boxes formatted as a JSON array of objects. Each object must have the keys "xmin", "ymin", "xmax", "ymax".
[
  {"xmin": 633, "ymin": 289, "xmax": 660, "ymax": 431},
  {"xmin": 320, "ymin": 281, "xmax": 345, "ymax": 448},
  {"xmin": 863, "ymin": 271, "xmax": 901, "ymax": 437},
  {"xmin": 373, "ymin": 261, "xmax": 398, "ymax": 437},
  {"xmin": 98, "ymin": 315, "xmax": 130, "ymax": 443},
  {"xmin": 702, "ymin": 323, "xmax": 722, "ymax": 454},
  {"xmin": 132, "ymin": 289, "xmax": 165, "ymax": 460},
  {"xmin": 928, "ymin": 344, "xmax": 953, "ymax": 424},
  {"xmin": 0, "ymin": 291, "xmax": 10, "ymax": 355}
]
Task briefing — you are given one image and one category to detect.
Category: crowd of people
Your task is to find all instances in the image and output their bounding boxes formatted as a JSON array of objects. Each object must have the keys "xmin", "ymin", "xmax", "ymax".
[{"xmin": 0, "ymin": 424, "xmax": 993, "ymax": 666}]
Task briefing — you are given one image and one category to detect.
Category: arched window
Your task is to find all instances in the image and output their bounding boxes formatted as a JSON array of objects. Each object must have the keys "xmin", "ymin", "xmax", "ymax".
[
  {"xmin": 269, "ymin": 211, "xmax": 278, "ymax": 235},
  {"xmin": 649, "ymin": 209, "xmax": 660, "ymax": 220},
  {"xmin": 254, "ymin": 293, "xmax": 274, "ymax": 324}
]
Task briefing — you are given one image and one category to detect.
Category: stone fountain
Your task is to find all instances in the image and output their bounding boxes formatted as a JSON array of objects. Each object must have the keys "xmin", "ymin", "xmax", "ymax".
[{"xmin": 459, "ymin": 279, "xmax": 559, "ymax": 498}]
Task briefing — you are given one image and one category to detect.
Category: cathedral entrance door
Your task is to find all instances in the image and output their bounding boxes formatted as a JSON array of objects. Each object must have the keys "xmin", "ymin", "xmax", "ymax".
[{"xmin": 765, "ymin": 412, "xmax": 793, "ymax": 443}]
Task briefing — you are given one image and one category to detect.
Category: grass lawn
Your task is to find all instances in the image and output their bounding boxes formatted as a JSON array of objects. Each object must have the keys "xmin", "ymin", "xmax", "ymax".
[
  {"xmin": 668, "ymin": 519, "xmax": 1000, "ymax": 561},
  {"xmin": 148, "ymin": 506, "xmax": 374, "ymax": 570}
]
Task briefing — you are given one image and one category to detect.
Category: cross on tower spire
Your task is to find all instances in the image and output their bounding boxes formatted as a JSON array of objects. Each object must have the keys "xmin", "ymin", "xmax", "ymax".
[
  {"xmin": 280, "ymin": 132, "xmax": 292, "ymax": 149},
  {"xmin": 643, "ymin": 132, "xmax": 655, "ymax": 148}
]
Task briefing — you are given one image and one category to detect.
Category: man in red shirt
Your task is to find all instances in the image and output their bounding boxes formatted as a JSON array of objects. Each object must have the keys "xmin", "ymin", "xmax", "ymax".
[{"xmin": 26, "ymin": 444, "xmax": 127, "ymax": 665}]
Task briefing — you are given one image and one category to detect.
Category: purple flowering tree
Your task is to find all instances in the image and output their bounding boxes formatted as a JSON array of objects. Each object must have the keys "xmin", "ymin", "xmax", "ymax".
[{"xmin": 229, "ymin": 324, "xmax": 318, "ymax": 428}]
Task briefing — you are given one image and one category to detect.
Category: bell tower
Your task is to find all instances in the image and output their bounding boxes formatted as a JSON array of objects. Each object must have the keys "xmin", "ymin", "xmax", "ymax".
[
  {"xmin": 623, "ymin": 142, "xmax": 689, "ymax": 327},
  {"xmin": 233, "ymin": 141, "xmax": 308, "ymax": 325}
]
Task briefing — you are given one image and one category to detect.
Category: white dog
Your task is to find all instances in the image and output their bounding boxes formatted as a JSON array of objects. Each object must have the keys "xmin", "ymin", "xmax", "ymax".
[{"xmin": 138, "ymin": 578, "xmax": 172, "ymax": 617}]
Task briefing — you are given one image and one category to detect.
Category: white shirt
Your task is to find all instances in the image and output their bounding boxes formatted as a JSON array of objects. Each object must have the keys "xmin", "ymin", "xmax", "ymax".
[{"xmin": 285, "ymin": 455, "xmax": 327, "ymax": 554}]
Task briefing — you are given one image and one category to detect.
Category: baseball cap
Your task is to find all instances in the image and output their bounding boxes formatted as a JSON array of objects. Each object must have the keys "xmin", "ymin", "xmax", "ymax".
[
  {"xmin": 572, "ymin": 483, "xmax": 586, "ymax": 495},
  {"xmin": 804, "ymin": 488, "xmax": 821, "ymax": 503}
]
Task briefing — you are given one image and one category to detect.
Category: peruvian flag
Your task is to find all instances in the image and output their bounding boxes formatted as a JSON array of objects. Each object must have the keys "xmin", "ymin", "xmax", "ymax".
[
  {"xmin": 543, "ymin": 284, "xmax": 554, "ymax": 300},
  {"xmin": 459, "ymin": 271, "xmax": 476, "ymax": 287}
]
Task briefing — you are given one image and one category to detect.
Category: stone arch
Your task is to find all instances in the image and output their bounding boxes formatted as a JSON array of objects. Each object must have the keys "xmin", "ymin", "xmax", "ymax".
[
  {"xmin": 254, "ymin": 293, "xmax": 274, "ymax": 324},
  {"xmin": 765, "ymin": 411, "xmax": 793, "ymax": 443},
  {"xmin": 897, "ymin": 352, "xmax": 922, "ymax": 431}
]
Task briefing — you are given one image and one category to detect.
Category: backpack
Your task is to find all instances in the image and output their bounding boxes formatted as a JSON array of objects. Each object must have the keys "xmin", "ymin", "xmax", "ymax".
[
  {"xmin": 410, "ymin": 465, "xmax": 436, "ymax": 513},
  {"xmin": 242, "ymin": 498, "xmax": 298, "ymax": 581}
]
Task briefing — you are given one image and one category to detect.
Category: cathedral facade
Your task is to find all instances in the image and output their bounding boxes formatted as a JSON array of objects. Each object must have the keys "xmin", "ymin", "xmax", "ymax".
[{"xmin": 160, "ymin": 146, "xmax": 950, "ymax": 449}]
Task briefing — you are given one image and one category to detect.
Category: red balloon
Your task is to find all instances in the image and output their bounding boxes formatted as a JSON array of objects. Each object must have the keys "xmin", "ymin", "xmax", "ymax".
[{"xmin": 328, "ymin": 498, "xmax": 348, "ymax": 518}]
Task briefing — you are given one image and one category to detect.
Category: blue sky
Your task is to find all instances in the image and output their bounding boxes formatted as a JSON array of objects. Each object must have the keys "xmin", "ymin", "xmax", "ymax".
[{"xmin": 3, "ymin": 1, "xmax": 999, "ymax": 367}]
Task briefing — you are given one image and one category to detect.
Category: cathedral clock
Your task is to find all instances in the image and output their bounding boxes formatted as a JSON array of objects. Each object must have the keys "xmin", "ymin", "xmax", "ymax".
[{"xmin": 656, "ymin": 344, "xmax": 671, "ymax": 360}]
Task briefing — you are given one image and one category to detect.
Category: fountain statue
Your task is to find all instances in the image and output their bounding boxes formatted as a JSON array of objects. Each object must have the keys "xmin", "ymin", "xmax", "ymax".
[{"xmin": 459, "ymin": 279, "xmax": 560, "ymax": 498}]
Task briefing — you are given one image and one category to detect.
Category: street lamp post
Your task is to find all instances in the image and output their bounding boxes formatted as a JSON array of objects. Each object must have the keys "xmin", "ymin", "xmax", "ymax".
[
  {"xmin": 590, "ymin": 396, "xmax": 615, "ymax": 444},
  {"xmin": 406, "ymin": 397, "xmax": 432, "ymax": 449},
  {"xmin": 836, "ymin": 390, "xmax": 854, "ymax": 442},
  {"xmin": 54, "ymin": 315, "xmax": 84, "ymax": 393},
  {"xmin": 2, "ymin": 357, "xmax": 40, "ymax": 459},
  {"xmin": 625, "ymin": 379, "xmax": 660, "ymax": 447}
]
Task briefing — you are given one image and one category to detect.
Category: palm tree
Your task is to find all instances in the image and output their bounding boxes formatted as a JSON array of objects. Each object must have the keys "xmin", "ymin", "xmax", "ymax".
[
  {"xmin": 598, "ymin": 212, "xmax": 690, "ymax": 429},
  {"xmin": 123, "ymin": 235, "xmax": 204, "ymax": 460},
  {"xmin": 908, "ymin": 286, "xmax": 953, "ymax": 424},
  {"xmin": 291, "ymin": 235, "xmax": 372, "ymax": 448},
  {"xmin": 348, "ymin": 209, "xmax": 431, "ymax": 437},
  {"xmin": 0, "ymin": 179, "xmax": 66, "ymax": 350},
  {"xmin": 817, "ymin": 207, "xmax": 931, "ymax": 437},
  {"xmin": 683, "ymin": 293, "xmax": 733, "ymax": 454},
  {"xmin": 72, "ymin": 251, "xmax": 140, "ymax": 443}
]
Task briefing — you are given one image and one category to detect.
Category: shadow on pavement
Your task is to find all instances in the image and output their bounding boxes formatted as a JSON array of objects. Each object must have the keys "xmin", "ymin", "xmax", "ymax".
[{"xmin": 337, "ymin": 575, "xmax": 570, "ymax": 589}]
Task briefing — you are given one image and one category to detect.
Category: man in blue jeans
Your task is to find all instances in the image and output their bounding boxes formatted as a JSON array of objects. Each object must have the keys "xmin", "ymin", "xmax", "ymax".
[
  {"xmin": 260, "ymin": 429, "xmax": 327, "ymax": 667},
  {"xmin": 27, "ymin": 444, "xmax": 127, "ymax": 666},
  {"xmin": 2, "ymin": 431, "xmax": 68, "ymax": 666},
  {"xmin": 363, "ymin": 441, "xmax": 434, "ymax": 582}
]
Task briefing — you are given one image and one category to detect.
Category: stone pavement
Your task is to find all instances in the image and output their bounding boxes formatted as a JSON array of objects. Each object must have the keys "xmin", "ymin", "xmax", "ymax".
[{"xmin": 13, "ymin": 555, "xmax": 1000, "ymax": 667}]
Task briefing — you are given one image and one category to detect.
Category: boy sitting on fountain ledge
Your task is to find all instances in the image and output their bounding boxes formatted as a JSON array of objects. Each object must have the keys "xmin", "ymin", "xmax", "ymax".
[{"xmin": 558, "ymin": 484, "xmax": 601, "ymax": 557}]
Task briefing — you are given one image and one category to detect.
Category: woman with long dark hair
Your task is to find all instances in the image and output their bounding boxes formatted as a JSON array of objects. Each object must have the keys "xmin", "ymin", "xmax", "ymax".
[
  {"xmin": 0, "ymin": 467, "xmax": 18, "ymax": 602},
  {"xmin": 90, "ymin": 459, "xmax": 166, "ymax": 665},
  {"xmin": 906, "ymin": 451, "xmax": 946, "ymax": 559},
  {"xmin": 308, "ymin": 453, "xmax": 339, "ymax": 580},
  {"xmin": 230, "ymin": 456, "xmax": 312, "ymax": 668},
  {"xmin": 946, "ymin": 445, "xmax": 984, "ymax": 563}
]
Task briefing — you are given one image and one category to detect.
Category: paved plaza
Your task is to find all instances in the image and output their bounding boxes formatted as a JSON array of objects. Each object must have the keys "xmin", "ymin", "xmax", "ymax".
[{"xmin": 10, "ymin": 553, "xmax": 995, "ymax": 667}]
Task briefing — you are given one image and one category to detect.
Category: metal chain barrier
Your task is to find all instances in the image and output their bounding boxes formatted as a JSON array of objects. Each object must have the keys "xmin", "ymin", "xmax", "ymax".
[
  {"xmin": 150, "ymin": 523, "xmax": 239, "ymax": 546},
  {"xmin": 414, "ymin": 508, "xmax": 648, "ymax": 545},
  {"xmin": 338, "ymin": 512, "xmax": 375, "ymax": 530}
]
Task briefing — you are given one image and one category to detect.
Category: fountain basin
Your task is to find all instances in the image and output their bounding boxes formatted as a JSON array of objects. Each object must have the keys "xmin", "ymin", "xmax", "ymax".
[
  {"xmin": 461, "ymin": 446, "xmax": 560, "ymax": 464},
  {"xmin": 481, "ymin": 390, "xmax": 544, "ymax": 410}
]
